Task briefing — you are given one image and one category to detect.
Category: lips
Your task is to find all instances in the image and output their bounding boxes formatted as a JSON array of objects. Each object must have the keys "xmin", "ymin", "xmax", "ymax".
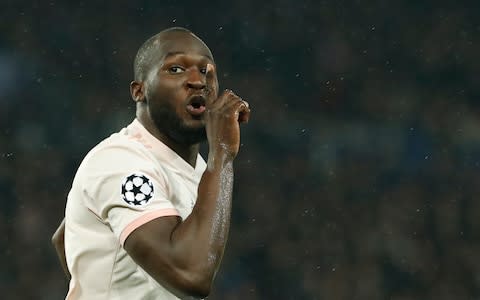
[{"xmin": 186, "ymin": 95, "xmax": 206, "ymax": 116}]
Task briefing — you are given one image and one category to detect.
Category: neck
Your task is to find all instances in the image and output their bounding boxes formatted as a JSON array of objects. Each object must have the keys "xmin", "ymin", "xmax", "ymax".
[{"xmin": 137, "ymin": 113, "xmax": 200, "ymax": 167}]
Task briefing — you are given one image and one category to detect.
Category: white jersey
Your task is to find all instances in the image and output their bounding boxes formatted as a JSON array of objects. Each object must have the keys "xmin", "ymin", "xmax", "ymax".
[{"xmin": 64, "ymin": 119, "xmax": 206, "ymax": 300}]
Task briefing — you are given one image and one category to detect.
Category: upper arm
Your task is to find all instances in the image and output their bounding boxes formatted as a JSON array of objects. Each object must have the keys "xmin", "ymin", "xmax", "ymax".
[
  {"xmin": 123, "ymin": 216, "xmax": 213, "ymax": 299},
  {"xmin": 82, "ymin": 145, "xmax": 179, "ymax": 242},
  {"xmin": 123, "ymin": 215, "xmax": 203, "ymax": 297}
]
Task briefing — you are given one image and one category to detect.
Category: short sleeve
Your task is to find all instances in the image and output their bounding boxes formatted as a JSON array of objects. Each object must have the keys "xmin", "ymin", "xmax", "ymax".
[{"xmin": 80, "ymin": 143, "xmax": 179, "ymax": 246}]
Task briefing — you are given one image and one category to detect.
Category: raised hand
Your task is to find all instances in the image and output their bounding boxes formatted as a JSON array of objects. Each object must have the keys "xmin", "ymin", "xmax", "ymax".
[{"xmin": 205, "ymin": 64, "xmax": 250, "ymax": 160}]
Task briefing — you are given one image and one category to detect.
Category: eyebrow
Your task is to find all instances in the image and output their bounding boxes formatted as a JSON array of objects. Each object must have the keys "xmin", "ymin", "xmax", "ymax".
[{"xmin": 163, "ymin": 51, "xmax": 213, "ymax": 61}]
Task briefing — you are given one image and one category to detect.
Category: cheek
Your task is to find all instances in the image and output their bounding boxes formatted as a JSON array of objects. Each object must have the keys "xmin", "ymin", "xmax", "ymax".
[{"xmin": 147, "ymin": 79, "xmax": 179, "ymax": 101}]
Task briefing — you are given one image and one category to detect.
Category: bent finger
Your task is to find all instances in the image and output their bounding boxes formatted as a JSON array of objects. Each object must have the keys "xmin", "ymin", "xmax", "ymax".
[{"xmin": 235, "ymin": 100, "xmax": 251, "ymax": 123}]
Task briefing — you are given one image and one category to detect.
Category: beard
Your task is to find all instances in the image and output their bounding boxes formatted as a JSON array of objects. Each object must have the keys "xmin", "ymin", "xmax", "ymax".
[{"xmin": 149, "ymin": 101, "xmax": 207, "ymax": 145}]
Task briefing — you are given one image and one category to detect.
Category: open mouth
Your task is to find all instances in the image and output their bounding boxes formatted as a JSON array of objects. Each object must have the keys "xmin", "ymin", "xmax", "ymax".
[{"xmin": 186, "ymin": 95, "xmax": 206, "ymax": 116}]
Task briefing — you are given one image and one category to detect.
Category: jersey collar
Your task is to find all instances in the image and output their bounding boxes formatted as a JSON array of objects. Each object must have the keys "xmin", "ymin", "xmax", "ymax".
[{"xmin": 128, "ymin": 119, "xmax": 206, "ymax": 177}]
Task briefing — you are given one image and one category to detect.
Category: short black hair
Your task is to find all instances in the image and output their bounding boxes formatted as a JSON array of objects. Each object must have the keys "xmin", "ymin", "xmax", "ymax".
[{"xmin": 133, "ymin": 27, "xmax": 192, "ymax": 81}]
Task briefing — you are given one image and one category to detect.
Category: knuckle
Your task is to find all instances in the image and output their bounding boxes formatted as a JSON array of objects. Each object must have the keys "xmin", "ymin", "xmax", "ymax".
[
  {"xmin": 225, "ymin": 89, "xmax": 237, "ymax": 98},
  {"xmin": 238, "ymin": 99, "xmax": 248, "ymax": 107}
]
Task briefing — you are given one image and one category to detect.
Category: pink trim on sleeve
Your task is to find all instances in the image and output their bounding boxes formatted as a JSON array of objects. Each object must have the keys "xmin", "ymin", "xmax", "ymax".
[{"xmin": 120, "ymin": 208, "xmax": 179, "ymax": 246}]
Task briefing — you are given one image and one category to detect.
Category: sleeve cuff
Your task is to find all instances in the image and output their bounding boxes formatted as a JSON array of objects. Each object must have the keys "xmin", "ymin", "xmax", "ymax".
[{"xmin": 119, "ymin": 208, "xmax": 179, "ymax": 246}]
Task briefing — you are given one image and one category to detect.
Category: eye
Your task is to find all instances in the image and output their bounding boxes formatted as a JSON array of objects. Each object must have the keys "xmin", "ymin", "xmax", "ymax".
[
  {"xmin": 168, "ymin": 66, "xmax": 185, "ymax": 74},
  {"xmin": 200, "ymin": 67, "xmax": 207, "ymax": 74}
]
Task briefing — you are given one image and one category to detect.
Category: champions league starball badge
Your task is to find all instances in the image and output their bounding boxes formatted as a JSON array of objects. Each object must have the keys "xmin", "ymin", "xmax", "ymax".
[{"xmin": 121, "ymin": 173, "xmax": 154, "ymax": 206}]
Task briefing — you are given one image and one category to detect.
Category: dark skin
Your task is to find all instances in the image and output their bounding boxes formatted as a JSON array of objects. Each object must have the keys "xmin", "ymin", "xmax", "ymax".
[
  {"xmin": 51, "ymin": 218, "xmax": 70, "ymax": 279},
  {"xmin": 52, "ymin": 30, "xmax": 250, "ymax": 298}
]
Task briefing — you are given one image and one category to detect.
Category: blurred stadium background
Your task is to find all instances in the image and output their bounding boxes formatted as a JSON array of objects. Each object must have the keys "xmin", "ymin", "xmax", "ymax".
[{"xmin": 1, "ymin": 0, "xmax": 480, "ymax": 299}]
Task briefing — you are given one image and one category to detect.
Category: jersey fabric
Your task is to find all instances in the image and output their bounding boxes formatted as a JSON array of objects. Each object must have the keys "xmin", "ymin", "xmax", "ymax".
[{"xmin": 64, "ymin": 119, "xmax": 206, "ymax": 299}]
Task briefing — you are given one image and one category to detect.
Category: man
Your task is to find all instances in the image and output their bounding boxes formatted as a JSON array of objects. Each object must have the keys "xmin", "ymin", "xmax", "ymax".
[{"xmin": 51, "ymin": 27, "xmax": 250, "ymax": 299}]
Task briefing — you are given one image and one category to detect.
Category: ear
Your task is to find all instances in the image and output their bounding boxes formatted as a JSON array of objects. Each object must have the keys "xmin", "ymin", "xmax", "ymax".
[{"xmin": 130, "ymin": 81, "xmax": 145, "ymax": 103}]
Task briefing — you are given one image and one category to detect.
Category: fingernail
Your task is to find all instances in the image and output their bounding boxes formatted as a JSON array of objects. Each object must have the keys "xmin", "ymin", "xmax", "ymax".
[{"xmin": 207, "ymin": 63, "xmax": 214, "ymax": 73}]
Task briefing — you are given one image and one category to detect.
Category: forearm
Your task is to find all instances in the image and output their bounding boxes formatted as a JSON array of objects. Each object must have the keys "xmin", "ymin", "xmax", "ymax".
[{"xmin": 171, "ymin": 154, "xmax": 234, "ymax": 276}]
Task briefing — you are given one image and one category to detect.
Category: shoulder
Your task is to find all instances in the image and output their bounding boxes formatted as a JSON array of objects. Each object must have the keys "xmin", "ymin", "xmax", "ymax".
[{"xmin": 78, "ymin": 131, "xmax": 156, "ymax": 176}]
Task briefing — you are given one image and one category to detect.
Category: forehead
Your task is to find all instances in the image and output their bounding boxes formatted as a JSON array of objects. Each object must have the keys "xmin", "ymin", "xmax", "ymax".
[{"xmin": 154, "ymin": 32, "xmax": 213, "ymax": 62}]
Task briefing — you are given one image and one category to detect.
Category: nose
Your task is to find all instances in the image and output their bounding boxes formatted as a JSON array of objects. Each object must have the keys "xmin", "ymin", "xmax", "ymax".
[{"xmin": 186, "ymin": 69, "xmax": 206, "ymax": 90}]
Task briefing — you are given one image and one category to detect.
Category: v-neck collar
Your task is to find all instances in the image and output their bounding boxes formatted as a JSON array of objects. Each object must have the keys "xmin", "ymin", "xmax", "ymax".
[{"xmin": 127, "ymin": 119, "xmax": 206, "ymax": 177}]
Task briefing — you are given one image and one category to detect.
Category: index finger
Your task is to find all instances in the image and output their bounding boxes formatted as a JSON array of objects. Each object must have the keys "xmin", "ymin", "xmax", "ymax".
[
  {"xmin": 206, "ymin": 63, "xmax": 215, "ymax": 75},
  {"xmin": 206, "ymin": 63, "xmax": 218, "ymax": 96}
]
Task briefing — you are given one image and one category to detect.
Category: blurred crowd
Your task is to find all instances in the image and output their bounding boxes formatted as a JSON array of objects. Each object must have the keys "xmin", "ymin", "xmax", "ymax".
[{"xmin": 1, "ymin": 1, "xmax": 480, "ymax": 299}]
